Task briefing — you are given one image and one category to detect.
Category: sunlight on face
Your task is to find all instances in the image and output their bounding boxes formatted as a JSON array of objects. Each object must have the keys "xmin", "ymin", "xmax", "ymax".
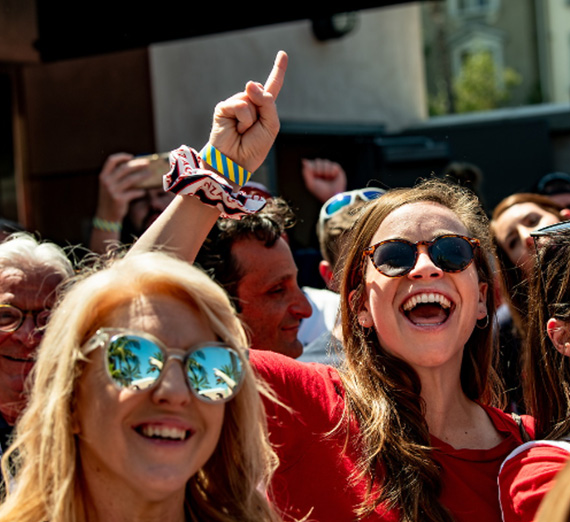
[{"xmin": 74, "ymin": 294, "xmax": 225, "ymax": 508}]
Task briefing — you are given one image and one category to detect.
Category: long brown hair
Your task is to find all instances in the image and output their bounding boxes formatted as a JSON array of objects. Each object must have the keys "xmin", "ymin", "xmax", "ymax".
[
  {"xmin": 337, "ymin": 178, "xmax": 500, "ymax": 521},
  {"xmin": 491, "ymin": 193, "xmax": 562, "ymax": 335},
  {"xmin": 523, "ymin": 227, "xmax": 570, "ymax": 439}
]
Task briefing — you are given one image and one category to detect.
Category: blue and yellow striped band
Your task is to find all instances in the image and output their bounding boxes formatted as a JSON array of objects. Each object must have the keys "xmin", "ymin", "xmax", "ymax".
[{"xmin": 199, "ymin": 143, "xmax": 252, "ymax": 186}]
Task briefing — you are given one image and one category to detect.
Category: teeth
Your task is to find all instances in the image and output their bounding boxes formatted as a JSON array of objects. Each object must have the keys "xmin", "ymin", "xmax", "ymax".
[
  {"xmin": 140, "ymin": 425, "xmax": 187, "ymax": 441},
  {"xmin": 402, "ymin": 293, "xmax": 451, "ymax": 312}
]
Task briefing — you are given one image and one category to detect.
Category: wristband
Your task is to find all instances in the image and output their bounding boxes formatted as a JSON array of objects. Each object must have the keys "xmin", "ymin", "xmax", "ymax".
[
  {"xmin": 92, "ymin": 217, "xmax": 122, "ymax": 233},
  {"xmin": 199, "ymin": 143, "xmax": 252, "ymax": 186},
  {"xmin": 164, "ymin": 146, "xmax": 266, "ymax": 219}
]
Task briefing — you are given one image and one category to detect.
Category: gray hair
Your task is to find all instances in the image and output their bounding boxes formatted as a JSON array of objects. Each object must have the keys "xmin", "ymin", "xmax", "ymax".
[{"xmin": 0, "ymin": 232, "xmax": 73, "ymax": 280}]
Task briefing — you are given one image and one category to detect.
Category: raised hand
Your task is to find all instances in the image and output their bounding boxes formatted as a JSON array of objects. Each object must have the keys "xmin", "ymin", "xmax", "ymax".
[
  {"xmin": 95, "ymin": 153, "xmax": 151, "ymax": 223},
  {"xmin": 207, "ymin": 51, "xmax": 288, "ymax": 173},
  {"xmin": 301, "ymin": 158, "xmax": 347, "ymax": 203}
]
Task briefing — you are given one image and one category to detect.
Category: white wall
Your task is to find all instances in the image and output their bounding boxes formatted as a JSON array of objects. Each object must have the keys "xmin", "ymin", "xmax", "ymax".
[{"xmin": 149, "ymin": 4, "xmax": 427, "ymax": 153}]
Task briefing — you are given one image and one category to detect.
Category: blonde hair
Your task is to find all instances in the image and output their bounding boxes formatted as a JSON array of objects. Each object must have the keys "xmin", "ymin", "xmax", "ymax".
[
  {"xmin": 0, "ymin": 251, "xmax": 281, "ymax": 522},
  {"xmin": 536, "ymin": 459, "xmax": 570, "ymax": 522}
]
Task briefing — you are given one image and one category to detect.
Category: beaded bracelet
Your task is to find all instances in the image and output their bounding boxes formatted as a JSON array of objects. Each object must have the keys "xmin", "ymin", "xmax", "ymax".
[
  {"xmin": 199, "ymin": 143, "xmax": 252, "ymax": 186},
  {"xmin": 164, "ymin": 146, "xmax": 266, "ymax": 219},
  {"xmin": 92, "ymin": 217, "xmax": 122, "ymax": 233}
]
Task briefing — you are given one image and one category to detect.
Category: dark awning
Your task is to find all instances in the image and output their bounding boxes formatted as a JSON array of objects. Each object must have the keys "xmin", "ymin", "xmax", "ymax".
[{"xmin": 33, "ymin": 1, "xmax": 427, "ymax": 61}]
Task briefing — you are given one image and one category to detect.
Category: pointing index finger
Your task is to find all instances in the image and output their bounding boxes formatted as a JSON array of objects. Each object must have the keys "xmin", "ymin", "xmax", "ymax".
[{"xmin": 264, "ymin": 50, "xmax": 288, "ymax": 100}]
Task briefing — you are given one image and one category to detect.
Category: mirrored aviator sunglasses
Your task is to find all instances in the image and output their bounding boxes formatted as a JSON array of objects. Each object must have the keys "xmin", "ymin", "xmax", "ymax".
[
  {"xmin": 87, "ymin": 328, "xmax": 246, "ymax": 403},
  {"xmin": 363, "ymin": 234, "xmax": 480, "ymax": 277}
]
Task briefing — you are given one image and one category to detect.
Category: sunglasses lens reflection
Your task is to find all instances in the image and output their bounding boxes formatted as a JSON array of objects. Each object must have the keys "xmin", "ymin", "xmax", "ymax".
[
  {"xmin": 373, "ymin": 242, "xmax": 415, "ymax": 277},
  {"xmin": 324, "ymin": 189, "xmax": 385, "ymax": 218},
  {"xmin": 187, "ymin": 347, "xmax": 244, "ymax": 402},
  {"xmin": 429, "ymin": 236, "xmax": 474, "ymax": 272},
  {"xmin": 325, "ymin": 194, "xmax": 353, "ymax": 216},
  {"xmin": 362, "ymin": 189, "xmax": 384, "ymax": 200},
  {"xmin": 107, "ymin": 334, "xmax": 163, "ymax": 390},
  {"xmin": 372, "ymin": 236, "xmax": 475, "ymax": 277},
  {"xmin": 107, "ymin": 335, "xmax": 244, "ymax": 402}
]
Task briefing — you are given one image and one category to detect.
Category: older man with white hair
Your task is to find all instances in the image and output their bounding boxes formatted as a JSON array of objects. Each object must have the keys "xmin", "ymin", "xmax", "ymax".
[{"xmin": 0, "ymin": 232, "xmax": 73, "ymax": 453}]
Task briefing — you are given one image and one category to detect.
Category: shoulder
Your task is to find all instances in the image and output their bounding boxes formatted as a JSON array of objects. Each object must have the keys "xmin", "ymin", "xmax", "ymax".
[
  {"xmin": 498, "ymin": 440, "xmax": 570, "ymax": 522},
  {"xmin": 249, "ymin": 349, "xmax": 344, "ymax": 404},
  {"xmin": 480, "ymin": 404, "xmax": 536, "ymax": 441},
  {"xmin": 500, "ymin": 440, "xmax": 570, "ymax": 473}
]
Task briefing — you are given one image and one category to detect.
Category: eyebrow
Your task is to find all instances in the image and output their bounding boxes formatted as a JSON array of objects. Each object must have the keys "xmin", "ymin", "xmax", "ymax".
[{"xmin": 264, "ymin": 271, "xmax": 297, "ymax": 289}]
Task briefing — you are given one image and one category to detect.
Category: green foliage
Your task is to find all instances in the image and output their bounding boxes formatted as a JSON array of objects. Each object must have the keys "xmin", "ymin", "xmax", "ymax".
[{"xmin": 429, "ymin": 51, "xmax": 522, "ymax": 115}]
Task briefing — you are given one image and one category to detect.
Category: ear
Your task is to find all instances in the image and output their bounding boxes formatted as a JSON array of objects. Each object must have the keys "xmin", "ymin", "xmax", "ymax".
[
  {"xmin": 547, "ymin": 317, "xmax": 570, "ymax": 356},
  {"xmin": 477, "ymin": 282, "xmax": 488, "ymax": 320},
  {"xmin": 318, "ymin": 260, "xmax": 335, "ymax": 289},
  {"xmin": 349, "ymin": 289, "xmax": 374, "ymax": 327}
]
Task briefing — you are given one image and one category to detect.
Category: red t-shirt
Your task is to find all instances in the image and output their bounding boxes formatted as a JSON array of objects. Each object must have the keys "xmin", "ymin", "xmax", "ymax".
[
  {"xmin": 498, "ymin": 440, "xmax": 570, "ymax": 522},
  {"xmin": 250, "ymin": 350, "xmax": 534, "ymax": 522}
]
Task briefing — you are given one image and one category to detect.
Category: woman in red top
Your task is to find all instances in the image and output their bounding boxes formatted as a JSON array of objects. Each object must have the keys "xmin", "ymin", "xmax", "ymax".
[
  {"xmin": 132, "ymin": 51, "xmax": 533, "ymax": 522},
  {"xmin": 499, "ymin": 221, "xmax": 570, "ymax": 522}
]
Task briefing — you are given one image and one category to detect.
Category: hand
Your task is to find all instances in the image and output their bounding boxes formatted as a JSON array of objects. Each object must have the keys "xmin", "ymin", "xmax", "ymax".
[
  {"xmin": 207, "ymin": 51, "xmax": 288, "ymax": 173},
  {"xmin": 301, "ymin": 158, "xmax": 347, "ymax": 203},
  {"xmin": 95, "ymin": 153, "xmax": 152, "ymax": 222}
]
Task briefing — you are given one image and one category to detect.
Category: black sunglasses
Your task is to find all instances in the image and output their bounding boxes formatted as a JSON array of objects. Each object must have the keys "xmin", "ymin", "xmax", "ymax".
[
  {"xmin": 362, "ymin": 234, "xmax": 480, "ymax": 278},
  {"xmin": 85, "ymin": 328, "xmax": 246, "ymax": 403}
]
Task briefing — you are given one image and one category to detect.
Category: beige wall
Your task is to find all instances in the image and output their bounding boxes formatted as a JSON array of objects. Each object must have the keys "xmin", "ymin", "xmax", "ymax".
[
  {"xmin": 149, "ymin": 4, "xmax": 427, "ymax": 153},
  {"xmin": 545, "ymin": 0, "xmax": 570, "ymax": 103}
]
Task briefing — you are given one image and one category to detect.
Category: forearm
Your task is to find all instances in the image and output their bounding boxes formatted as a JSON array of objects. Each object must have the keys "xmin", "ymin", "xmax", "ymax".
[
  {"xmin": 128, "ymin": 194, "xmax": 220, "ymax": 264},
  {"xmin": 128, "ymin": 51, "xmax": 287, "ymax": 263}
]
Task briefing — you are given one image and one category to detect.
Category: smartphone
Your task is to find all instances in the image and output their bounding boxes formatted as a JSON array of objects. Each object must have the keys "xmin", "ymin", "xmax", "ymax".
[{"xmin": 130, "ymin": 153, "xmax": 170, "ymax": 189}]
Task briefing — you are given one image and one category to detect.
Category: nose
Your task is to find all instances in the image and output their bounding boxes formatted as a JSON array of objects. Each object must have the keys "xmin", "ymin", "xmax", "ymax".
[
  {"xmin": 514, "ymin": 225, "xmax": 535, "ymax": 250},
  {"xmin": 291, "ymin": 285, "xmax": 313, "ymax": 320},
  {"xmin": 151, "ymin": 359, "xmax": 192, "ymax": 406},
  {"xmin": 11, "ymin": 314, "xmax": 42, "ymax": 349},
  {"xmin": 407, "ymin": 246, "xmax": 443, "ymax": 280}
]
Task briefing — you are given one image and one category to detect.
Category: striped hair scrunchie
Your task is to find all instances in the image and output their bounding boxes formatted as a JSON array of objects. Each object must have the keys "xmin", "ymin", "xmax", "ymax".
[{"xmin": 163, "ymin": 145, "xmax": 267, "ymax": 219}]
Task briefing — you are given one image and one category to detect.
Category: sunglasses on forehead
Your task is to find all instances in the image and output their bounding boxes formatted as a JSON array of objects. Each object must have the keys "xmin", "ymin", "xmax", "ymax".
[
  {"xmin": 319, "ymin": 187, "xmax": 386, "ymax": 224},
  {"xmin": 85, "ymin": 328, "xmax": 246, "ymax": 403},
  {"xmin": 362, "ymin": 234, "xmax": 480, "ymax": 278}
]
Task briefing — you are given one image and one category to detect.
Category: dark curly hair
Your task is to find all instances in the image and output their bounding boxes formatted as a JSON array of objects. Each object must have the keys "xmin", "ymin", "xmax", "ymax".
[{"xmin": 194, "ymin": 197, "xmax": 296, "ymax": 310}]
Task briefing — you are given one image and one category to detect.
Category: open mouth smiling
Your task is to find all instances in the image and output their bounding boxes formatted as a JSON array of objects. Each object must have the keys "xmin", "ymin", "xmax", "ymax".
[
  {"xmin": 401, "ymin": 293, "xmax": 453, "ymax": 326},
  {"xmin": 135, "ymin": 424, "xmax": 192, "ymax": 442}
]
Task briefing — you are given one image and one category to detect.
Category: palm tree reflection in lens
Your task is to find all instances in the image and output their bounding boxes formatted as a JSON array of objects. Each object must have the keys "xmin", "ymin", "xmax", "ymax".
[{"xmin": 104, "ymin": 330, "xmax": 244, "ymax": 402}]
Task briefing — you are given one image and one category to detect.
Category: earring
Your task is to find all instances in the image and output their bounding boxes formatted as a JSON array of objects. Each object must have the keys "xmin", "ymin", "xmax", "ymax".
[
  {"xmin": 358, "ymin": 311, "xmax": 373, "ymax": 328},
  {"xmin": 476, "ymin": 314, "xmax": 489, "ymax": 329}
]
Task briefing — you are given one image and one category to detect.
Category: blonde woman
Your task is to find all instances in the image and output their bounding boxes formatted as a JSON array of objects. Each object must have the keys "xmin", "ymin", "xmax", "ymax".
[{"xmin": 0, "ymin": 251, "xmax": 281, "ymax": 522}]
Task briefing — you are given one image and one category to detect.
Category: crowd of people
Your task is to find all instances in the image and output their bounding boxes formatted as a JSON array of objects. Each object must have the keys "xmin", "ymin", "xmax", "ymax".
[{"xmin": 2, "ymin": 50, "xmax": 570, "ymax": 521}]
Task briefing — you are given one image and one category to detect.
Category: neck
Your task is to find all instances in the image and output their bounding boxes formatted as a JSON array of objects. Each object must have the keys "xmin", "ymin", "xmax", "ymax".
[
  {"xmin": 418, "ymin": 368, "xmax": 467, "ymax": 432},
  {"xmin": 78, "ymin": 470, "xmax": 187, "ymax": 522},
  {"xmin": 418, "ymin": 370, "xmax": 502, "ymax": 450}
]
